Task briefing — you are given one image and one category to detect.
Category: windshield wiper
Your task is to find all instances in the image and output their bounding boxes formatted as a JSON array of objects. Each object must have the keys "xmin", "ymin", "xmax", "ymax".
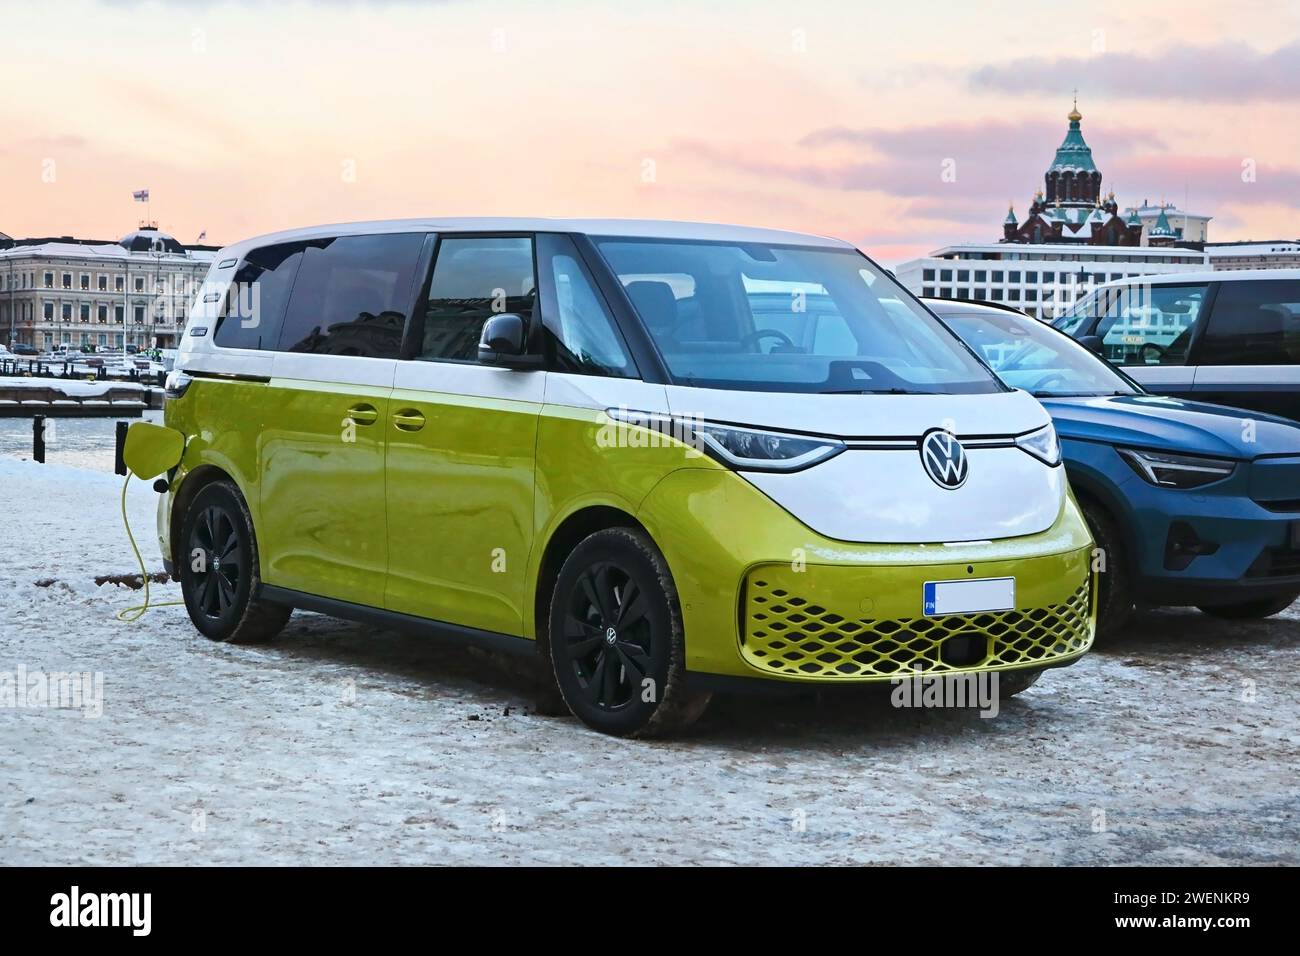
[
  {"xmin": 1031, "ymin": 390, "xmax": 1131, "ymax": 398},
  {"xmin": 821, "ymin": 387, "xmax": 930, "ymax": 395}
]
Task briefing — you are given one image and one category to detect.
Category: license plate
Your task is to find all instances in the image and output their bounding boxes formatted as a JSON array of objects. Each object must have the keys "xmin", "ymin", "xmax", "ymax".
[{"xmin": 923, "ymin": 577, "xmax": 1015, "ymax": 616}]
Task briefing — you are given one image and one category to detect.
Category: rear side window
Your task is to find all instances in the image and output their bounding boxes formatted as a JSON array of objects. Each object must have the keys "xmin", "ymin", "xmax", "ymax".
[
  {"xmin": 420, "ymin": 237, "xmax": 536, "ymax": 362},
  {"xmin": 214, "ymin": 242, "xmax": 306, "ymax": 350},
  {"xmin": 277, "ymin": 233, "xmax": 424, "ymax": 358},
  {"xmin": 1200, "ymin": 279, "xmax": 1300, "ymax": 366}
]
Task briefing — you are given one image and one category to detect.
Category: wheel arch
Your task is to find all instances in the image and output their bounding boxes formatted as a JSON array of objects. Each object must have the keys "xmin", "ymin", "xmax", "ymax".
[
  {"xmin": 1064, "ymin": 464, "xmax": 1136, "ymax": 573},
  {"xmin": 531, "ymin": 505, "xmax": 652, "ymax": 658},
  {"xmin": 169, "ymin": 464, "xmax": 242, "ymax": 568}
]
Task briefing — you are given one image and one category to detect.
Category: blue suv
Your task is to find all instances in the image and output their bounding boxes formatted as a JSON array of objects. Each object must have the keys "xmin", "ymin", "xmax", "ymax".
[{"xmin": 931, "ymin": 298, "xmax": 1300, "ymax": 636}]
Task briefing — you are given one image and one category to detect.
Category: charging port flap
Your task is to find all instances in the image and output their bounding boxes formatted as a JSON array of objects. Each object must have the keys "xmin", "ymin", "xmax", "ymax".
[{"xmin": 122, "ymin": 422, "xmax": 185, "ymax": 481}]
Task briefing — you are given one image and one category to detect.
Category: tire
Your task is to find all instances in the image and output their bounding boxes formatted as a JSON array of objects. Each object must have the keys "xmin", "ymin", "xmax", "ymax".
[
  {"xmin": 1198, "ymin": 592, "xmax": 1299, "ymax": 620},
  {"xmin": 547, "ymin": 527, "xmax": 710, "ymax": 737},
  {"xmin": 179, "ymin": 480, "xmax": 292, "ymax": 644},
  {"xmin": 1078, "ymin": 497, "xmax": 1132, "ymax": 640},
  {"xmin": 997, "ymin": 668, "xmax": 1041, "ymax": 700}
]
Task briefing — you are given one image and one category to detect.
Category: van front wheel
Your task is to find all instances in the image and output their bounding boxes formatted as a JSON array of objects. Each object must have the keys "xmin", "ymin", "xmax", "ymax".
[
  {"xmin": 179, "ymin": 480, "xmax": 291, "ymax": 644},
  {"xmin": 548, "ymin": 528, "xmax": 710, "ymax": 737},
  {"xmin": 996, "ymin": 668, "xmax": 1041, "ymax": 700}
]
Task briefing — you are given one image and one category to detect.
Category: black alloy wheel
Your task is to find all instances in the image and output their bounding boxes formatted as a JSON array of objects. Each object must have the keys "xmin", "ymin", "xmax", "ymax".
[
  {"xmin": 548, "ymin": 528, "xmax": 710, "ymax": 737},
  {"xmin": 179, "ymin": 480, "xmax": 291, "ymax": 644}
]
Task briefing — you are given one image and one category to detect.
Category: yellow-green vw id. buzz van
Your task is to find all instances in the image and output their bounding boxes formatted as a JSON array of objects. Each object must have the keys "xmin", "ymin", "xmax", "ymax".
[{"xmin": 159, "ymin": 219, "xmax": 1095, "ymax": 736}]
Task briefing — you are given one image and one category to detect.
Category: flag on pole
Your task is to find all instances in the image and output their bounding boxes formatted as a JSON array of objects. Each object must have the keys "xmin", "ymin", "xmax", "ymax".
[
  {"xmin": 132, "ymin": 189, "xmax": 149, "ymax": 202},
  {"xmin": 197, "ymin": 230, "xmax": 207, "ymax": 242}
]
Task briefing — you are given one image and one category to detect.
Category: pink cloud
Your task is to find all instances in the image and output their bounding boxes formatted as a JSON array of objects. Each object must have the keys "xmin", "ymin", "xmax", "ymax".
[{"xmin": 970, "ymin": 42, "xmax": 1300, "ymax": 102}]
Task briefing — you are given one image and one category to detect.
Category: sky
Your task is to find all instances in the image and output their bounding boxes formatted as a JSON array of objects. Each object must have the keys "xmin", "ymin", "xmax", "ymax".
[{"xmin": 1, "ymin": 0, "xmax": 1298, "ymax": 266}]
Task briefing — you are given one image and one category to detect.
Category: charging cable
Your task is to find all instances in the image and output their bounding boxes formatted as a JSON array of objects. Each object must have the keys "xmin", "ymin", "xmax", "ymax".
[{"xmin": 116, "ymin": 473, "xmax": 184, "ymax": 622}]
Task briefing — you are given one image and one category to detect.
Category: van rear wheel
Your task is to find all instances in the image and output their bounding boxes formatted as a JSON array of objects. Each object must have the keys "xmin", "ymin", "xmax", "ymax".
[
  {"xmin": 547, "ymin": 528, "xmax": 710, "ymax": 737},
  {"xmin": 179, "ymin": 480, "xmax": 291, "ymax": 644}
]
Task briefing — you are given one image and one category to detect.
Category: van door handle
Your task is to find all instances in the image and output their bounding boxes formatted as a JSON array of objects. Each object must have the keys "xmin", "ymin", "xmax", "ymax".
[
  {"xmin": 392, "ymin": 409, "xmax": 426, "ymax": 432},
  {"xmin": 346, "ymin": 403, "xmax": 379, "ymax": 426}
]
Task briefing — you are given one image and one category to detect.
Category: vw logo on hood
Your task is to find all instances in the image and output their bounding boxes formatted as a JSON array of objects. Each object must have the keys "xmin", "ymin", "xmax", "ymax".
[{"xmin": 920, "ymin": 429, "xmax": 969, "ymax": 490}]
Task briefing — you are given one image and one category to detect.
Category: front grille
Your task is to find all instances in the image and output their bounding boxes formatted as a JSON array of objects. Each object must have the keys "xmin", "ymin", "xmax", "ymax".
[
  {"xmin": 742, "ymin": 576, "xmax": 1092, "ymax": 680},
  {"xmin": 1246, "ymin": 546, "xmax": 1300, "ymax": 578},
  {"xmin": 1254, "ymin": 499, "xmax": 1300, "ymax": 514}
]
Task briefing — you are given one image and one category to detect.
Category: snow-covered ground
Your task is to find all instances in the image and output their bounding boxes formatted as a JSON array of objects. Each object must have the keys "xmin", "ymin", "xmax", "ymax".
[{"xmin": 2, "ymin": 457, "xmax": 1297, "ymax": 865}]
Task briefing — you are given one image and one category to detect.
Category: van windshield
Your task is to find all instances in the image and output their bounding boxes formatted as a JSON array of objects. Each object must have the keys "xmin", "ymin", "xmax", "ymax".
[{"xmin": 594, "ymin": 239, "xmax": 1002, "ymax": 394}]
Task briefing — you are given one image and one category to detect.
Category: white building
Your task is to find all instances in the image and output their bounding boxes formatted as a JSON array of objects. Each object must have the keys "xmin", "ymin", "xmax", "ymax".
[
  {"xmin": 894, "ymin": 242, "xmax": 1209, "ymax": 321},
  {"xmin": 1204, "ymin": 240, "xmax": 1300, "ymax": 271},
  {"xmin": 1126, "ymin": 202, "xmax": 1212, "ymax": 244},
  {"xmin": 0, "ymin": 226, "xmax": 215, "ymax": 352}
]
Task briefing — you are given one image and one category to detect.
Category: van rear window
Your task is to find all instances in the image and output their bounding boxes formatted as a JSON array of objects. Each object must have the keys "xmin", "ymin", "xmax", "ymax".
[
  {"xmin": 277, "ymin": 233, "xmax": 425, "ymax": 358},
  {"xmin": 214, "ymin": 242, "xmax": 307, "ymax": 351},
  {"xmin": 214, "ymin": 233, "xmax": 425, "ymax": 357}
]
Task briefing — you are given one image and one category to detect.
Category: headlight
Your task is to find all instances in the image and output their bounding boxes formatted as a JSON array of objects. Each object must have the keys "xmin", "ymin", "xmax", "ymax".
[
  {"xmin": 1118, "ymin": 448, "xmax": 1236, "ymax": 489},
  {"xmin": 691, "ymin": 421, "xmax": 844, "ymax": 472},
  {"xmin": 163, "ymin": 370, "xmax": 192, "ymax": 400},
  {"xmin": 601, "ymin": 408, "xmax": 844, "ymax": 472},
  {"xmin": 1015, "ymin": 423, "xmax": 1061, "ymax": 466}
]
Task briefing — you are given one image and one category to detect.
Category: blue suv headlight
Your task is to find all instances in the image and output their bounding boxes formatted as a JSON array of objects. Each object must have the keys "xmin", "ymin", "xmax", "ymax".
[{"xmin": 1119, "ymin": 448, "xmax": 1236, "ymax": 489}]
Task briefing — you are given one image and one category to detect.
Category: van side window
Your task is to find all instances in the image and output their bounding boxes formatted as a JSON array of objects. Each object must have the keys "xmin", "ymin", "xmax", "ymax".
[
  {"xmin": 538, "ymin": 235, "xmax": 635, "ymax": 377},
  {"xmin": 214, "ymin": 242, "xmax": 307, "ymax": 350},
  {"xmin": 276, "ymin": 233, "xmax": 424, "ymax": 357},
  {"xmin": 1200, "ymin": 280, "xmax": 1300, "ymax": 366},
  {"xmin": 1096, "ymin": 283, "xmax": 1209, "ymax": 365},
  {"xmin": 420, "ymin": 237, "xmax": 536, "ymax": 362},
  {"xmin": 1053, "ymin": 291, "xmax": 1102, "ymax": 336}
]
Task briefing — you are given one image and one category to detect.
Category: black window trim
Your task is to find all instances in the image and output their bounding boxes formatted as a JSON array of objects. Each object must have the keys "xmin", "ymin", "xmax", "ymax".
[{"xmin": 1182, "ymin": 281, "xmax": 1222, "ymax": 366}]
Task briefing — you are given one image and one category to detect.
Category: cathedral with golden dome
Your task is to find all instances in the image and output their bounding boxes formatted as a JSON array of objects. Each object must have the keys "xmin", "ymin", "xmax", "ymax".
[{"xmin": 1002, "ymin": 101, "xmax": 1145, "ymax": 247}]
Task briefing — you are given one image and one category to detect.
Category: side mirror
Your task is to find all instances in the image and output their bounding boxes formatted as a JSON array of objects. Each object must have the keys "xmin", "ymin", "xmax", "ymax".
[
  {"xmin": 1079, "ymin": 334, "xmax": 1104, "ymax": 355},
  {"xmin": 478, "ymin": 313, "xmax": 541, "ymax": 369}
]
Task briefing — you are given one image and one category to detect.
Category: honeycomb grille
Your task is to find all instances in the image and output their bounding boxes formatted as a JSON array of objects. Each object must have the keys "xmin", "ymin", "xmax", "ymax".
[{"xmin": 742, "ymin": 576, "xmax": 1092, "ymax": 680}]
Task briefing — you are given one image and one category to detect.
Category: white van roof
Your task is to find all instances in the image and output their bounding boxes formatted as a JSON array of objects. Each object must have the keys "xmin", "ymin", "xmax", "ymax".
[
  {"xmin": 211, "ymin": 218, "xmax": 851, "ymax": 263},
  {"xmin": 1095, "ymin": 267, "xmax": 1300, "ymax": 289}
]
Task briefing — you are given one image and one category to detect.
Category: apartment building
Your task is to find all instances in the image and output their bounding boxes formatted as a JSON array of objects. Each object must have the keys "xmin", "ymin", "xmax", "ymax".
[{"xmin": 0, "ymin": 226, "xmax": 215, "ymax": 351}]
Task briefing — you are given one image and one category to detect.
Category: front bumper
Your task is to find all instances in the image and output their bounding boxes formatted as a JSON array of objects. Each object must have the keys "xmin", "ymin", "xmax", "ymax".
[
  {"xmin": 1112, "ymin": 477, "xmax": 1300, "ymax": 606},
  {"xmin": 741, "ymin": 564, "xmax": 1091, "ymax": 681},
  {"xmin": 636, "ymin": 467, "xmax": 1096, "ymax": 685}
]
